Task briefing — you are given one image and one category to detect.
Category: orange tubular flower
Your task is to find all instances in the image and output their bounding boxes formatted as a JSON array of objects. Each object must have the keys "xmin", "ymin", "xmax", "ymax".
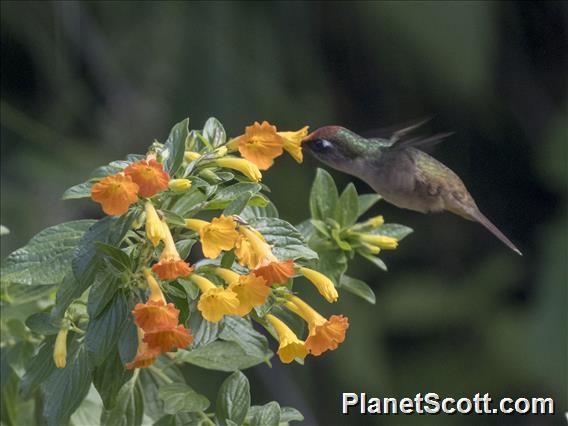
[
  {"xmin": 231, "ymin": 121, "xmax": 284, "ymax": 170},
  {"xmin": 125, "ymin": 327, "xmax": 161, "ymax": 369},
  {"xmin": 132, "ymin": 270, "xmax": 179, "ymax": 331},
  {"xmin": 279, "ymin": 126, "xmax": 309, "ymax": 163},
  {"xmin": 235, "ymin": 226, "xmax": 294, "ymax": 284},
  {"xmin": 124, "ymin": 159, "xmax": 170, "ymax": 198},
  {"xmin": 286, "ymin": 296, "xmax": 349, "ymax": 356},
  {"xmin": 253, "ymin": 259, "xmax": 295, "ymax": 285},
  {"xmin": 185, "ymin": 215, "xmax": 239, "ymax": 259},
  {"xmin": 214, "ymin": 268, "xmax": 270, "ymax": 316},
  {"xmin": 143, "ymin": 324, "xmax": 193, "ymax": 352},
  {"xmin": 130, "ymin": 269, "xmax": 193, "ymax": 357},
  {"xmin": 191, "ymin": 274, "xmax": 240, "ymax": 322},
  {"xmin": 91, "ymin": 173, "xmax": 139, "ymax": 216},
  {"xmin": 151, "ymin": 222, "xmax": 193, "ymax": 280}
]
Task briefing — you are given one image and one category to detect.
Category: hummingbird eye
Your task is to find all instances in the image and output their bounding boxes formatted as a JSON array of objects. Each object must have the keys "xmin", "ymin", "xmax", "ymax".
[{"xmin": 312, "ymin": 138, "xmax": 333, "ymax": 152}]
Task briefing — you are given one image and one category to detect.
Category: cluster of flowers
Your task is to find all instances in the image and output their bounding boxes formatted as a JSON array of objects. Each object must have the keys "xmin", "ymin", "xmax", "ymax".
[{"xmin": 84, "ymin": 122, "xmax": 350, "ymax": 368}]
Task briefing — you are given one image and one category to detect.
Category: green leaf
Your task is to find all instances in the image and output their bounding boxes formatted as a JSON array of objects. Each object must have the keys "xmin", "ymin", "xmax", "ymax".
[
  {"xmin": 93, "ymin": 349, "xmax": 133, "ymax": 409},
  {"xmin": 72, "ymin": 213, "xmax": 135, "ymax": 300},
  {"xmin": 240, "ymin": 203, "xmax": 279, "ymax": 220},
  {"xmin": 203, "ymin": 117, "xmax": 227, "ymax": 147},
  {"xmin": 87, "ymin": 270, "xmax": 121, "ymax": 319},
  {"xmin": 161, "ymin": 209, "xmax": 187, "ymax": 227},
  {"xmin": 311, "ymin": 248, "xmax": 348, "ymax": 285},
  {"xmin": 118, "ymin": 315, "xmax": 138, "ymax": 365},
  {"xmin": 51, "ymin": 273, "xmax": 86, "ymax": 320},
  {"xmin": 43, "ymin": 343, "xmax": 93, "ymax": 426},
  {"xmin": 70, "ymin": 386, "xmax": 104, "ymax": 426},
  {"xmin": 216, "ymin": 371, "xmax": 250, "ymax": 426},
  {"xmin": 62, "ymin": 181, "xmax": 93, "ymax": 200},
  {"xmin": 25, "ymin": 312, "xmax": 59, "ymax": 335},
  {"xmin": 247, "ymin": 217, "xmax": 318, "ymax": 261},
  {"xmin": 178, "ymin": 341, "xmax": 265, "ymax": 371},
  {"xmin": 331, "ymin": 228, "xmax": 352, "ymax": 251},
  {"xmin": 309, "ymin": 169, "xmax": 339, "ymax": 221},
  {"xmin": 357, "ymin": 193, "xmax": 382, "ymax": 217},
  {"xmin": 170, "ymin": 189, "xmax": 207, "ymax": 217},
  {"xmin": 220, "ymin": 251, "xmax": 236, "ymax": 269},
  {"xmin": 376, "ymin": 223, "xmax": 413, "ymax": 241},
  {"xmin": 205, "ymin": 183, "xmax": 262, "ymax": 210},
  {"xmin": 223, "ymin": 192, "xmax": 253, "ymax": 216},
  {"xmin": 19, "ymin": 337, "xmax": 56, "ymax": 398},
  {"xmin": 358, "ymin": 251, "xmax": 388, "ymax": 271},
  {"xmin": 337, "ymin": 183, "xmax": 359, "ymax": 227},
  {"xmin": 267, "ymin": 307, "xmax": 306, "ymax": 340},
  {"xmin": 158, "ymin": 383, "xmax": 210, "ymax": 414},
  {"xmin": 139, "ymin": 361, "xmax": 185, "ymax": 421},
  {"xmin": 163, "ymin": 118, "xmax": 189, "ymax": 176},
  {"xmin": 101, "ymin": 374, "xmax": 144, "ymax": 426},
  {"xmin": 96, "ymin": 242, "xmax": 132, "ymax": 272},
  {"xmin": 250, "ymin": 402, "xmax": 281, "ymax": 426},
  {"xmin": 86, "ymin": 292, "xmax": 130, "ymax": 366},
  {"xmin": 1, "ymin": 220, "xmax": 95, "ymax": 286},
  {"xmin": 310, "ymin": 219, "xmax": 330, "ymax": 238},
  {"xmin": 0, "ymin": 225, "xmax": 10, "ymax": 235},
  {"xmin": 153, "ymin": 413, "xmax": 202, "ymax": 426},
  {"xmin": 173, "ymin": 239, "xmax": 195, "ymax": 260},
  {"xmin": 339, "ymin": 275, "xmax": 376, "ymax": 304},
  {"xmin": 2, "ymin": 283, "xmax": 54, "ymax": 305},
  {"xmin": 279, "ymin": 406, "xmax": 304, "ymax": 424},
  {"xmin": 188, "ymin": 307, "xmax": 219, "ymax": 348},
  {"xmin": 219, "ymin": 316, "xmax": 272, "ymax": 362}
]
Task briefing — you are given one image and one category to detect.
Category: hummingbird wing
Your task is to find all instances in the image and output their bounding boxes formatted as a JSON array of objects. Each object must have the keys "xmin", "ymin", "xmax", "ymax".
[
  {"xmin": 361, "ymin": 117, "xmax": 432, "ymax": 140},
  {"xmin": 388, "ymin": 132, "xmax": 455, "ymax": 151}
]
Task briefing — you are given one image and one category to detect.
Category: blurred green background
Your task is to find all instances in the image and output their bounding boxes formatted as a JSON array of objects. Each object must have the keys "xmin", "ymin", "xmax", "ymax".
[{"xmin": 1, "ymin": 1, "xmax": 566, "ymax": 425}]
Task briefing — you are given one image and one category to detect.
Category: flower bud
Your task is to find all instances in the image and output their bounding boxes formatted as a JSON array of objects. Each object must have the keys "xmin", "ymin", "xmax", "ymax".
[
  {"xmin": 53, "ymin": 327, "xmax": 69, "ymax": 368},
  {"xmin": 168, "ymin": 179, "xmax": 192, "ymax": 193},
  {"xmin": 298, "ymin": 266, "xmax": 338, "ymax": 303},
  {"xmin": 215, "ymin": 146, "xmax": 228, "ymax": 157},
  {"xmin": 359, "ymin": 233, "xmax": 398, "ymax": 250},
  {"xmin": 184, "ymin": 151, "xmax": 201, "ymax": 162}
]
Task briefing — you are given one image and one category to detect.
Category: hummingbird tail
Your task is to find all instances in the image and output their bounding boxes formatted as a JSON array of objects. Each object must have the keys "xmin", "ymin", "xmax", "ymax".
[{"xmin": 472, "ymin": 210, "xmax": 523, "ymax": 256}]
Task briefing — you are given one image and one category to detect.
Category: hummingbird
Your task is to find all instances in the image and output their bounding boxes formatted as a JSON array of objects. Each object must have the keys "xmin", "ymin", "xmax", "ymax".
[{"xmin": 302, "ymin": 122, "xmax": 522, "ymax": 255}]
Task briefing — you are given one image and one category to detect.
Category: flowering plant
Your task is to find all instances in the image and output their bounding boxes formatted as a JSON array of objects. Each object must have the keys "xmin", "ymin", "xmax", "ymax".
[{"xmin": 0, "ymin": 117, "xmax": 411, "ymax": 425}]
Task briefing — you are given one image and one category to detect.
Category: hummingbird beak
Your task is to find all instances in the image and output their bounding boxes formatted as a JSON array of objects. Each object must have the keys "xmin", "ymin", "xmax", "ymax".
[{"xmin": 301, "ymin": 132, "xmax": 317, "ymax": 144}]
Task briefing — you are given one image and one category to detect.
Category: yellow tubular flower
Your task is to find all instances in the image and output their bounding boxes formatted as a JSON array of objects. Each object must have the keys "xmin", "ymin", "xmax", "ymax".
[
  {"xmin": 278, "ymin": 126, "xmax": 309, "ymax": 163},
  {"xmin": 298, "ymin": 267, "xmax": 338, "ymax": 303},
  {"xmin": 191, "ymin": 274, "xmax": 240, "ymax": 322},
  {"xmin": 168, "ymin": 179, "xmax": 192, "ymax": 193},
  {"xmin": 143, "ymin": 268, "xmax": 166, "ymax": 303},
  {"xmin": 266, "ymin": 314, "xmax": 308, "ymax": 364},
  {"xmin": 359, "ymin": 234, "xmax": 398, "ymax": 250},
  {"xmin": 185, "ymin": 216, "xmax": 239, "ymax": 259},
  {"xmin": 184, "ymin": 151, "xmax": 202, "ymax": 161},
  {"xmin": 145, "ymin": 202, "xmax": 166, "ymax": 247},
  {"xmin": 228, "ymin": 273, "xmax": 270, "ymax": 316},
  {"xmin": 53, "ymin": 327, "xmax": 69, "ymax": 368},
  {"xmin": 235, "ymin": 226, "xmax": 273, "ymax": 269},
  {"xmin": 211, "ymin": 157, "xmax": 262, "ymax": 182},
  {"xmin": 212, "ymin": 267, "xmax": 240, "ymax": 286}
]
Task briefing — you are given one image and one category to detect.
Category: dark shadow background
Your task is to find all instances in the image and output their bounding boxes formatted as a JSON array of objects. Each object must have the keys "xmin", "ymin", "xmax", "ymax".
[{"xmin": 1, "ymin": 2, "xmax": 566, "ymax": 425}]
